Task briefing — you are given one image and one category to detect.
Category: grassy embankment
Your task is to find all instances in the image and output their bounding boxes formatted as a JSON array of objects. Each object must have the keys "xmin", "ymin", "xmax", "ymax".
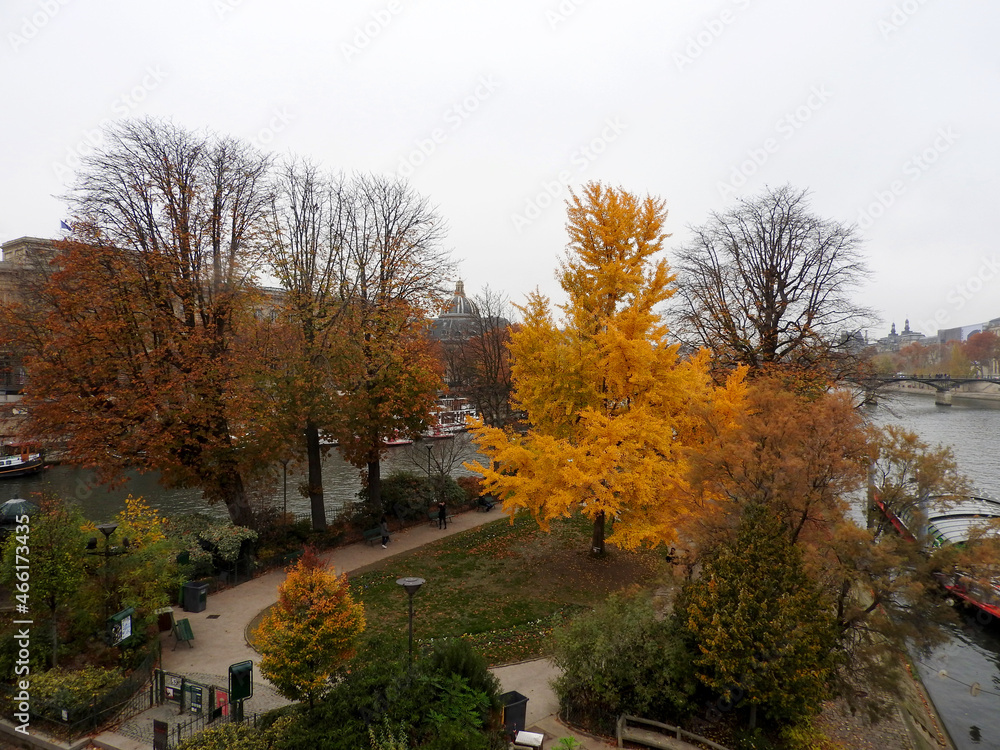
[{"xmin": 346, "ymin": 512, "xmax": 670, "ymax": 665}]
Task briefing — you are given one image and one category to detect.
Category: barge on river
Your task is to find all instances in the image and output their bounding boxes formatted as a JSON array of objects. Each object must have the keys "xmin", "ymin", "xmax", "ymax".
[
  {"xmin": 877, "ymin": 492, "xmax": 1000, "ymax": 619},
  {"xmin": 0, "ymin": 442, "xmax": 45, "ymax": 479}
]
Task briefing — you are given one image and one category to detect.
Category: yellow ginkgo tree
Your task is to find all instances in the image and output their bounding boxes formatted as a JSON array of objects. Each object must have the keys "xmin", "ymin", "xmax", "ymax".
[{"xmin": 468, "ymin": 182, "xmax": 745, "ymax": 554}]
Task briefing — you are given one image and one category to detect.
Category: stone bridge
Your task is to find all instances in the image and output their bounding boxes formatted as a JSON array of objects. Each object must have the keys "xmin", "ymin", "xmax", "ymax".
[{"xmin": 857, "ymin": 375, "xmax": 1000, "ymax": 406}]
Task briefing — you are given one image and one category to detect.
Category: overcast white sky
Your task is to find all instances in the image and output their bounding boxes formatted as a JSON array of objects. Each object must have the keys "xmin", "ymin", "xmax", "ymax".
[{"xmin": 2, "ymin": 0, "xmax": 998, "ymax": 339}]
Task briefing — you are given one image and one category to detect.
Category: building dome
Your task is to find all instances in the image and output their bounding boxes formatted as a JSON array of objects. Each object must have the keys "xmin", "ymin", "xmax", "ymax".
[{"xmin": 442, "ymin": 280, "xmax": 476, "ymax": 317}]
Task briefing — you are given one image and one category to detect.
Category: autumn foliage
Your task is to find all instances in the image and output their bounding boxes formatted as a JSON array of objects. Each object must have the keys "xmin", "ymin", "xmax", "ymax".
[
  {"xmin": 469, "ymin": 182, "xmax": 745, "ymax": 553},
  {"xmin": 253, "ymin": 548, "xmax": 365, "ymax": 706}
]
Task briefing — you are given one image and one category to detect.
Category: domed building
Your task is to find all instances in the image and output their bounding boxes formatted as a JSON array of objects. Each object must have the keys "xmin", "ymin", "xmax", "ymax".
[{"xmin": 429, "ymin": 281, "xmax": 479, "ymax": 342}]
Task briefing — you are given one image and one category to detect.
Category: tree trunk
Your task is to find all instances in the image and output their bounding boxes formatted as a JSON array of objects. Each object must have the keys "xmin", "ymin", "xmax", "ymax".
[
  {"xmin": 367, "ymin": 458, "xmax": 382, "ymax": 509},
  {"xmin": 591, "ymin": 511, "xmax": 606, "ymax": 556},
  {"xmin": 748, "ymin": 702, "xmax": 757, "ymax": 730},
  {"xmin": 220, "ymin": 470, "xmax": 254, "ymax": 527},
  {"xmin": 305, "ymin": 421, "xmax": 327, "ymax": 530}
]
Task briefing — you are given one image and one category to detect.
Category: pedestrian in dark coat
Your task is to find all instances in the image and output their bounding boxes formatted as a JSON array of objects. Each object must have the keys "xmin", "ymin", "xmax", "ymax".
[
  {"xmin": 437, "ymin": 500, "xmax": 447, "ymax": 530},
  {"xmin": 379, "ymin": 515, "xmax": 390, "ymax": 548}
]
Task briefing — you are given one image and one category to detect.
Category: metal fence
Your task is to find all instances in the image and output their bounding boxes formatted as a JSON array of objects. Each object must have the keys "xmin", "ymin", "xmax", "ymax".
[
  {"xmin": 1, "ymin": 646, "xmax": 158, "ymax": 736},
  {"xmin": 165, "ymin": 706, "xmax": 262, "ymax": 749}
]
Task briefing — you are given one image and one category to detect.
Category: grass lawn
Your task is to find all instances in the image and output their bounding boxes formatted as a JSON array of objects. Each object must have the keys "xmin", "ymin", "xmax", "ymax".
[{"xmin": 345, "ymin": 512, "xmax": 670, "ymax": 665}]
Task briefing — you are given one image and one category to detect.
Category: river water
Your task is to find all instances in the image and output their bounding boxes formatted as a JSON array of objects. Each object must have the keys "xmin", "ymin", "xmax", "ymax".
[
  {"xmin": 0, "ymin": 435, "xmax": 483, "ymax": 523},
  {"xmin": 867, "ymin": 392, "xmax": 1000, "ymax": 750}
]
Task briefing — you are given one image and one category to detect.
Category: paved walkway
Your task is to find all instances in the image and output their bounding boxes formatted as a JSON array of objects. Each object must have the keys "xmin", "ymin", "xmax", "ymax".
[{"xmin": 88, "ymin": 507, "xmax": 622, "ymax": 750}]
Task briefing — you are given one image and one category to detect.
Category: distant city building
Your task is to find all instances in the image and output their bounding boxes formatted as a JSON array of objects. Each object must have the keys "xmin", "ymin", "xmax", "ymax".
[
  {"xmin": 874, "ymin": 319, "xmax": 926, "ymax": 352},
  {"xmin": 0, "ymin": 237, "xmax": 55, "ymax": 394}
]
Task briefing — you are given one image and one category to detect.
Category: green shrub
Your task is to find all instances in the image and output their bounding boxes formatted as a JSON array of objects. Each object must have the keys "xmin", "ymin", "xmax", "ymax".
[
  {"xmin": 30, "ymin": 666, "xmax": 124, "ymax": 712},
  {"xmin": 177, "ymin": 721, "xmax": 270, "ymax": 750},
  {"xmin": 552, "ymin": 593, "xmax": 696, "ymax": 730},
  {"xmin": 425, "ymin": 637, "xmax": 502, "ymax": 716},
  {"xmin": 380, "ymin": 472, "xmax": 466, "ymax": 520},
  {"xmin": 732, "ymin": 727, "xmax": 777, "ymax": 750},
  {"xmin": 267, "ymin": 634, "xmax": 504, "ymax": 750},
  {"xmin": 381, "ymin": 472, "xmax": 433, "ymax": 520},
  {"xmin": 778, "ymin": 720, "xmax": 844, "ymax": 750}
]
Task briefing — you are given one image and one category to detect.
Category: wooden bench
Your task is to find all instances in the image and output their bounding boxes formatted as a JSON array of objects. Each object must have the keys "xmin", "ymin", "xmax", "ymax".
[
  {"xmin": 173, "ymin": 617, "xmax": 195, "ymax": 650},
  {"xmin": 616, "ymin": 714, "xmax": 731, "ymax": 750},
  {"xmin": 279, "ymin": 549, "xmax": 304, "ymax": 566},
  {"xmin": 427, "ymin": 508, "xmax": 454, "ymax": 527}
]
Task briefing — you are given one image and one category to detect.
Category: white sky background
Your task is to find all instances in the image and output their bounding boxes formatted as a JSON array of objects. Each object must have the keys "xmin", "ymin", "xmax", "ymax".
[{"xmin": 2, "ymin": 0, "xmax": 998, "ymax": 339}]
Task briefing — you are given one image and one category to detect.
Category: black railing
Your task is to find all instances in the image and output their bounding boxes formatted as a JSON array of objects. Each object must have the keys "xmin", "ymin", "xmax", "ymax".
[
  {"xmin": 0, "ymin": 646, "xmax": 158, "ymax": 736},
  {"xmin": 167, "ymin": 707, "xmax": 262, "ymax": 749}
]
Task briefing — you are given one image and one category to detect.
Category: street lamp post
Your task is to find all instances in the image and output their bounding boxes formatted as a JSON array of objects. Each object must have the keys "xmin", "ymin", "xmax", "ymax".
[
  {"xmin": 96, "ymin": 523, "xmax": 118, "ymax": 622},
  {"xmin": 280, "ymin": 458, "xmax": 290, "ymax": 519},
  {"xmin": 396, "ymin": 577, "xmax": 425, "ymax": 661}
]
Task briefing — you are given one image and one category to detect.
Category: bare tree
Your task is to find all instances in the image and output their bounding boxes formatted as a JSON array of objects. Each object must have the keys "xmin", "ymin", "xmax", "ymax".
[
  {"xmin": 459, "ymin": 287, "xmax": 516, "ymax": 428},
  {"xmin": 264, "ymin": 160, "xmax": 354, "ymax": 529},
  {"xmin": 329, "ymin": 175, "xmax": 454, "ymax": 509},
  {"xmin": 671, "ymin": 185, "xmax": 874, "ymax": 377}
]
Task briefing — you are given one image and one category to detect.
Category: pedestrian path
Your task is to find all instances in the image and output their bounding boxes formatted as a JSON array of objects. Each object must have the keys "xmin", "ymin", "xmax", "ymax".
[{"xmin": 93, "ymin": 506, "xmax": 618, "ymax": 748}]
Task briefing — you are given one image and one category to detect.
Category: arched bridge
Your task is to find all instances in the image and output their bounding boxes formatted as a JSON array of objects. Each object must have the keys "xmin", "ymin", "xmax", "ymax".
[{"xmin": 856, "ymin": 375, "xmax": 1000, "ymax": 406}]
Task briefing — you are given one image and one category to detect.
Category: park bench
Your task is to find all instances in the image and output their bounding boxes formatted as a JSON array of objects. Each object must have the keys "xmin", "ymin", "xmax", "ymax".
[
  {"xmin": 427, "ymin": 508, "xmax": 455, "ymax": 527},
  {"xmin": 172, "ymin": 616, "xmax": 195, "ymax": 650},
  {"xmin": 616, "ymin": 714, "xmax": 731, "ymax": 750},
  {"xmin": 477, "ymin": 496, "xmax": 496, "ymax": 512},
  {"xmin": 279, "ymin": 549, "xmax": 303, "ymax": 566},
  {"xmin": 363, "ymin": 528, "xmax": 382, "ymax": 546}
]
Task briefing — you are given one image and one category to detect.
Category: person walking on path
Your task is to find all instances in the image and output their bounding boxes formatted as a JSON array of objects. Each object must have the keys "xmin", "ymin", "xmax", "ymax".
[
  {"xmin": 437, "ymin": 500, "xmax": 447, "ymax": 530},
  {"xmin": 379, "ymin": 515, "xmax": 390, "ymax": 548}
]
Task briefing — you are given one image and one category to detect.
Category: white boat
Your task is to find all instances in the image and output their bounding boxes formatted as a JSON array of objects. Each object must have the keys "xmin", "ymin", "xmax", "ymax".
[
  {"xmin": 0, "ymin": 443, "xmax": 45, "ymax": 479},
  {"xmin": 878, "ymin": 491, "xmax": 1000, "ymax": 618}
]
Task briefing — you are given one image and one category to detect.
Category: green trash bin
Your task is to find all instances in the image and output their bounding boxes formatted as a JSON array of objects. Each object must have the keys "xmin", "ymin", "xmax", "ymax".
[{"xmin": 182, "ymin": 582, "xmax": 208, "ymax": 613}]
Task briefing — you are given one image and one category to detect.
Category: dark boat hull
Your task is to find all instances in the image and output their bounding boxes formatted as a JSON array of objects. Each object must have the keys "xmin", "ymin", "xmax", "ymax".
[{"xmin": 0, "ymin": 456, "xmax": 45, "ymax": 478}]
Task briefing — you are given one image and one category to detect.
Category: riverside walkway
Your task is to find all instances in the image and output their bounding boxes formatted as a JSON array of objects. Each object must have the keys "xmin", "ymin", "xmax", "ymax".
[{"xmin": 89, "ymin": 507, "xmax": 630, "ymax": 750}]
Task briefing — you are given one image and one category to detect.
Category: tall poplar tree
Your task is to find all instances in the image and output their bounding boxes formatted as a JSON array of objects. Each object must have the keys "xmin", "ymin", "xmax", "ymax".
[{"xmin": 469, "ymin": 182, "xmax": 744, "ymax": 554}]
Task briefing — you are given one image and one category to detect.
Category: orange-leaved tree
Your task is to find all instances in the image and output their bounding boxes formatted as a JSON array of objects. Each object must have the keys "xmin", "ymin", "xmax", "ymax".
[
  {"xmin": 468, "ymin": 182, "xmax": 745, "ymax": 554},
  {"xmin": 4, "ymin": 119, "xmax": 275, "ymax": 526},
  {"xmin": 253, "ymin": 548, "xmax": 365, "ymax": 707}
]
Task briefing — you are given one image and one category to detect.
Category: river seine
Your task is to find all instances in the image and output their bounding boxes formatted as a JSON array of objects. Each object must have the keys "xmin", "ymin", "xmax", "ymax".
[
  {"xmin": 0, "ymin": 435, "xmax": 483, "ymax": 523},
  {"xmin": 867, "ymin": 392, "xmax": 1000, "ymax": 750}
]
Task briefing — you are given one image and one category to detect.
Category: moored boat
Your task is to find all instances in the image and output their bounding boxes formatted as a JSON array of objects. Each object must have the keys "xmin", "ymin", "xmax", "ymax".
[
  {"xmin": 877, "ymin": 492, "xmax": 1000, "ymax": 618},
  {"xmin": 0, "ymin": 443, "xmax": 45, "ymax": 479}
]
